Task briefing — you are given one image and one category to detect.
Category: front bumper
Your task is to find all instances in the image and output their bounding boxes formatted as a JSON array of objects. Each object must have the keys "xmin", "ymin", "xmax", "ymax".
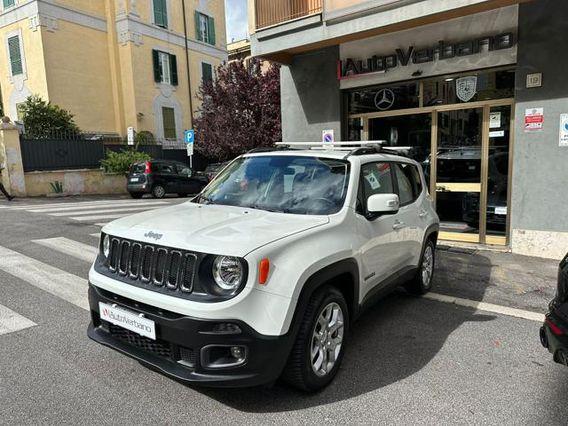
[
  {"xmin": 540, "ymin": 308, "xmax": 568, "ymax": 367},
  {"xmin": 87, "ymin": 284, "xmax": 293, "ymax": 387}
]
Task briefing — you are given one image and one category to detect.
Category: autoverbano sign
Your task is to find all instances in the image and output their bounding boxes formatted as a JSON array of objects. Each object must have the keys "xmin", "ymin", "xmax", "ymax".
[{"xmin": 338, "ymin": 32, "xmax": 516, "ymax": 80}]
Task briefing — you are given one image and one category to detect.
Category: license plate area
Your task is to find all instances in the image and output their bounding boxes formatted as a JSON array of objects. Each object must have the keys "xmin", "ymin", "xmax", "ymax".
[{"xmin": 99, "ymin": 302, "xmax": 156, "ymax": 340}]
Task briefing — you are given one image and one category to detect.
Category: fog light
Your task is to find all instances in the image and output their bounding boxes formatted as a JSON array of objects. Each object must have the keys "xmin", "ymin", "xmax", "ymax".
[{"xmin": 230, "ymin": 346, "xmax": 245, "ymax": 361}]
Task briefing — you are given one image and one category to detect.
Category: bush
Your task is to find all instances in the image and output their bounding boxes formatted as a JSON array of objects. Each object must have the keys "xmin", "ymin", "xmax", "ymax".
[
  {"xmin": 19, "ymin": 95, "xmax": 80, "ymax": 138},
  {"xmin": 135, "ymin": 130, "xmax": 155, "ymax": 145},
  {"xmin": 100, "ymin": 150, "xmax": 151, "ymax": 175}
]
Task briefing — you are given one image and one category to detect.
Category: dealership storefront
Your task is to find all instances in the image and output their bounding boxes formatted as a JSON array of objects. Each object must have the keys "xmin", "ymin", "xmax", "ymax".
[
  {"xmin": 338, "ymin": 7, "xmax": 518, "ymax": 245},
  {"xmin": 278, "ymin": 1, "xmax": 568, "ymax": 258}
]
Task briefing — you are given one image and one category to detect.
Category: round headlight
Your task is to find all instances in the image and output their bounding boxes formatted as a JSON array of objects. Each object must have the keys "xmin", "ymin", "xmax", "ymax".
[
  {"xmin": 212, "ymin": 256, "xmax": 243, "ymax": 291},
  {"xmin": 102, "ymin": 234, "xmax": 110, "ymax": 258}
]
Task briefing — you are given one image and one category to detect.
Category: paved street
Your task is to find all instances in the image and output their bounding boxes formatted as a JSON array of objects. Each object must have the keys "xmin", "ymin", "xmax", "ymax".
[{"xmin": 0, "ymin": 195, "xmax": 566, "ymax": 424}]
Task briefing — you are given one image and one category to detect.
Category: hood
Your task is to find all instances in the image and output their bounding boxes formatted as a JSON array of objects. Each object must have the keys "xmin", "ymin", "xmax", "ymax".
[{"xmin": 102, "ymin": 202, "xmax": 330, "ymax": 257}]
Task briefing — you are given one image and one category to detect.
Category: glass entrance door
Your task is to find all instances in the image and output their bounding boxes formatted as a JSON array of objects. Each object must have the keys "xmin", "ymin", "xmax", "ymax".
[{"xmin": 435, "ymin": 108, "xmax": 483, "ymax": 243}]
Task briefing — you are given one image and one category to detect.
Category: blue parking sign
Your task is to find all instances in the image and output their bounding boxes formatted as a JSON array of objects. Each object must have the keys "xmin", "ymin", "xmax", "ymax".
[{"xmin": 184, "ymin": 129, "xmax": 195, "ymax": 144}]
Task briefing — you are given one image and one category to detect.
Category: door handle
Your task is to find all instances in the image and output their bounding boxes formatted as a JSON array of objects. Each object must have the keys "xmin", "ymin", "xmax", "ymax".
[
  {"xmin": 419, "ymin": 209, "xmax": 428, "ymax": 218},
  {"xmin": 393, "ymin": 220, "xmax": 406, "ymax": 230}
]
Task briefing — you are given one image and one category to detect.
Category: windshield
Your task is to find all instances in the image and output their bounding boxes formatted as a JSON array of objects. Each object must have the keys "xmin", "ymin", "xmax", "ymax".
[{"xmin": 196, "ymin": 155, "xmax": 350, "ymax": 215}]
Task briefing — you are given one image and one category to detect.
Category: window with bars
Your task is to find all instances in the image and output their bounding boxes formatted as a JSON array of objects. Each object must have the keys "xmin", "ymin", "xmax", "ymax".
[
  {"xmin": 195, "ymin": 12, "xmax": 215, "ymax": 46},
  {"xmin": 7, "ymin": 35, "xmax": 23, "ymax": 76},
  {"xmin": 153, "ymin": 0, "xmax": 168, "ymax": 28}
]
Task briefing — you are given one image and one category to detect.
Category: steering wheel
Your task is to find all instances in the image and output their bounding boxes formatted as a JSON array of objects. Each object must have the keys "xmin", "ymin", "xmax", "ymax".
[{"xmin": 306, "ymin": 198, "xmax": 335, "ymax": 214}]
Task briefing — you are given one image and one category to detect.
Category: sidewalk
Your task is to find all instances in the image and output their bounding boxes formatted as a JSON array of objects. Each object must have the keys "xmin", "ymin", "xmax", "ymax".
[{"xmin": 434, "ymin": 245, "xmax": 559, "ymax": 314}]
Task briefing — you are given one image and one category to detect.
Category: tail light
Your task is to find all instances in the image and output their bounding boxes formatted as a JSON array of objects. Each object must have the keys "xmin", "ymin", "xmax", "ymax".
[
  {"xmin": 546, "ymin": 318, "xmax": 564, "ymax": 336},
  {"xmin": 144, "ymin": 161, "xmax": 152, "ymax": 174}
]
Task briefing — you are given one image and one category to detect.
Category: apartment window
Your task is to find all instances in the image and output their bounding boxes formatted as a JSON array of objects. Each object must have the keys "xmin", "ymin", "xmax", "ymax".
[
  {"xmin": 195, "ymin": 12, "xmax": 215, "ymax": 45},
  {"xmin": 162, "ymin": 107, "xmax": 176, "ymax": 139},
  {"xmin": 153, "ymin": 0, "xmax": 168, "ymax": 28},
  {"xmin": 202, "ymin": 62, "xmax": 213, "ymax": 83},
  {"xmin": 3, "ymin": 0, "xmax": 15, "ymax": 9},
  {"xmin": 16, "ymin": 102, "xmax": 25, "ymax": 121},
  {"xmin": 152, "ymin": 50, "xmax": 178, "ymax": 85},
  {"xmin": 7, "ymin": 35, "xmax": 23, "ymax": 76}
]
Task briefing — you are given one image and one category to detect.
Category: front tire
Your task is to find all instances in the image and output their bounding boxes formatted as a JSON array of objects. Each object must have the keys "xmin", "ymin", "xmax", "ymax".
[
  {"xmin": 281, "ymin": 286, "xmax": 349, "ymax": 392},
  {"xmin": 405, "ymin": 239, "xmax": 436, "ymax": 295},
  {"xmin": 152, "ymin": 185, "xmax": 166, "ymax": 199}
]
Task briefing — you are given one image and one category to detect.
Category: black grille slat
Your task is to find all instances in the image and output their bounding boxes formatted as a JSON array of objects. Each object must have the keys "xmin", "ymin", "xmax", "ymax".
[
  {"xmin": 153, "ymin": 248, "xmax": 168, "ymax": 286},
  {"xmin": 107, "ymin": 324, "xmax": 172, "ymax": 358},
  {"xmin": 129, "ymin": 243, "xmax": 142, "ymax": 279},
  {"xmin": 167, "ymin": 251, "xmax": 182, "ymax": 289},
  {"xmin": 103, "ymin": 237, "xmax": 197, "ymax": 297}
]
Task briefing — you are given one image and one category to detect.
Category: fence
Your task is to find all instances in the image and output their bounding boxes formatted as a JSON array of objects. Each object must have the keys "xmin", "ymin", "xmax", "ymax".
[{"xmin": 20, "ymin": 137, "xmax": 210, "ymax": 172}]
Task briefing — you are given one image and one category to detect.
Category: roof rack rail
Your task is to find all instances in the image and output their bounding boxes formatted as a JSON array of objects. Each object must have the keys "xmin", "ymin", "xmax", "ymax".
[{"xmin": 275, "ymin": 141, "xmax": 386, "ymax": 151}]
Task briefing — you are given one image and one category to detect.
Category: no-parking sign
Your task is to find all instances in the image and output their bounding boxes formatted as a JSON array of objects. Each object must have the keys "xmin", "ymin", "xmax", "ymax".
[{"xmin": 322, "ymin": 129, "xmax": 334, "ymax": 143}]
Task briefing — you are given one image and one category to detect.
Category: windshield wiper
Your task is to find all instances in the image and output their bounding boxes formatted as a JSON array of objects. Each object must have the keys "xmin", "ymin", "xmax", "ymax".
[{"xmin": 247, "ymin": 203, "xmax": 287, "ymax": 213}]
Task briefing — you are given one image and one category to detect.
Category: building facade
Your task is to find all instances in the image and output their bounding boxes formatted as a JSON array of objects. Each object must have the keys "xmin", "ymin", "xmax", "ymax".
[
  {"xmin": 249, "ymin": 0, "xmax": 568, "ymax": 259},
  {"xmin": 0, "ymin": 0, "xmax": 227, "ymax": 140}
]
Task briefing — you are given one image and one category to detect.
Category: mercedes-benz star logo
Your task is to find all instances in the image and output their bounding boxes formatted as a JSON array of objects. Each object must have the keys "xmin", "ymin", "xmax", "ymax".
[{"xmin": 374, "ymin": 88, "xmax": 395, "ymax": 111}]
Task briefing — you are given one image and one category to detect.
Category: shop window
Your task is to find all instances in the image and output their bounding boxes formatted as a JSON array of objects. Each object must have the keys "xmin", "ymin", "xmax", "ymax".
[
  {"xmin": 423, "ymin": 69, "xmax": 515, "ymax": 106},
  {"xmin": 347, "ymin": 81, "xmax": 419, "ymax": 114}
]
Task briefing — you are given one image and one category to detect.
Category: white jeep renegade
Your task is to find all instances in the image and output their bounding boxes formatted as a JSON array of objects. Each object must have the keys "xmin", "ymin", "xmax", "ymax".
[{"xmin": 88, "ymin": 143, "xmax": 440, "ymax": 391}]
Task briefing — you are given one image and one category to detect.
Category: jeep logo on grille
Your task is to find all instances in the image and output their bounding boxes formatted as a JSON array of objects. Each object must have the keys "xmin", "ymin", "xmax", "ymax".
[{"xmin": 144, "ymin": 231, "xmax": 163, "ymax": 241}]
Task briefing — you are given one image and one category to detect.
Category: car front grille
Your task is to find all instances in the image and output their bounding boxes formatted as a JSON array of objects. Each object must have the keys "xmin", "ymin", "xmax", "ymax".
[{"xmin": 107, "ymin": 237, "xmax": 197, "ymax": 294}]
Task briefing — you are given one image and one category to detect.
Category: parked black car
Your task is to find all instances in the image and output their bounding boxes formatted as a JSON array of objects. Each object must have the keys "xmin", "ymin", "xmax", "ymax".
[
  {"xmin": 540, "ymin": 253, "xmax": 568, "ymax": 366},
  {"xmin": 127, "ymin": 160, "xmax": 208, "ymax": 199}
]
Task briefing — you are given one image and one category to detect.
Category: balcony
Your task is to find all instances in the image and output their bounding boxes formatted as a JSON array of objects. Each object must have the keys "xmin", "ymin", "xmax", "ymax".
[{"xmin": 255, "ymin": 0, "xmax": 323, "ymax": 30}]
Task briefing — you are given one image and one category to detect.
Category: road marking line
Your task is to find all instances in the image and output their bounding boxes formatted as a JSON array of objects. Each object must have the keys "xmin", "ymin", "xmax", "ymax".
[
  {"xmin": 49, "ymin": 206, "xmax": 166, "ymax": 217},
  {"xmin": 424, "ymin": 292, "xmax": 545, "ymax": 323},
  {"xmin": 32, "ymin": 237, "xmax": 98, "ymax": 263},
  {"xmin": 29, "ymin": 201, "xmax": 171, "ymax": 213},
  {"xmin": 71, "ymin": 211, "xmax": 157, "ymax": 221},
  {"xmin": 90, "ymin": 233, "xmax": 100, "ymax": 237},
  {"xmin": 0, "ymin": 199, "xmax": 177, "ymax": 211},
  {"xmin": 0, "ymin": 304, "xmax": 36, "ymax": 336},
  {"xmin": 0, "ymin": 246, "xmax": 89, "ymax": 310}
]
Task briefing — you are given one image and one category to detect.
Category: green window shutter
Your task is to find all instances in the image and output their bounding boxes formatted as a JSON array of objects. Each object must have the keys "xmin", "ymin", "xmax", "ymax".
[
  {"xmin": 3, "ymin": 0, "xmax": 15, "ymax": 8},
  {"xmin": 202, "ymin": 63, "xmax": 212, "ymax": 83},
  {"xmin": 170, "ymin": 54, "xmax": 178, "ymax": 86},
  {"xmin": 207, "ymin": 16, "xmax": 215, "ymax": 46},
  {"xmin": 162, "ymin": 107, "xmax": 176, "ymax": 139},
  {"xmin": 8, "ymin": 36, "xmax": 23, "ymax": 76},
  {"xmin": 153, "ymin": 0, "xmax": 167, "ymax": 28},
  {"xmin": 194, "ymin": 11, "xmax": 202, "ymax": 41},
  {"xmin": 152, "ymin": 49, "xmax": 162, "ymax": 82}
]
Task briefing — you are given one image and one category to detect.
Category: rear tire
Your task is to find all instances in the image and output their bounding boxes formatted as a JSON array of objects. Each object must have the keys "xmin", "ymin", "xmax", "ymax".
[
  {"xmin": 129, "ymin": 192, "xmax": 143, "ymax": 199},
  {"xmin": 152, "ymin": 185, "xmax": 166, "ymax": 199},
  {"xmin": 281, "ymin": 286, "xmax": 349, "ymax": 392},
  {"xmin": 405, "ymin": 239, "xmax": 436, "ymax": 295}
]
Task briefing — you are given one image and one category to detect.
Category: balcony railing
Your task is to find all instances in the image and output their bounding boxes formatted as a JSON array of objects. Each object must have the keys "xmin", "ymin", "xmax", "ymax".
[{"xmin": 255, "ymin": 0, "xmax": 323, "ymax": 30}]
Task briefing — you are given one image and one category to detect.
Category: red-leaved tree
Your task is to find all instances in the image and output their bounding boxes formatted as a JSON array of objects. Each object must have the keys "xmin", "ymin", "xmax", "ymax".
[{"xmin": 194, "ymin": 58, "xmax": 281, "ymax": 161}]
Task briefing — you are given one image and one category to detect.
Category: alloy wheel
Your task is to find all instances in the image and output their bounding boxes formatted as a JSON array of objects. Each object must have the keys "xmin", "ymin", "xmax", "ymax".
[
  {"xmin": 310, "ymin": 302, "xmax": 344, "ymax": 377},
  {"xmin": 421, "ymin": 245, "xmax": 434, "ymax": 288}
]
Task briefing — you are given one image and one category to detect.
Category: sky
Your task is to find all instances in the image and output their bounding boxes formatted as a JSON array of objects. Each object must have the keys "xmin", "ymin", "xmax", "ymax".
[{"xmin": 225, "ymin": 0, "xmax": 249, "ymax": 43}]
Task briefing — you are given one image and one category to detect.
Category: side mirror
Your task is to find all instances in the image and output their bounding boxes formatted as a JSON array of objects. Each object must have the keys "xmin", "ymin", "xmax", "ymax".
[{"xmin": 367, "ymin": 193, "xmax": 400, "ymax": 216}]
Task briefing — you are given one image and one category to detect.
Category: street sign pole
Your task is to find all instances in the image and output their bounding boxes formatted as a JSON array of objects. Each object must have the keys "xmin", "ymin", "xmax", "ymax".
[{"xmin": 184, "ymin": 129, "xmax": 195, "ymax": 169}]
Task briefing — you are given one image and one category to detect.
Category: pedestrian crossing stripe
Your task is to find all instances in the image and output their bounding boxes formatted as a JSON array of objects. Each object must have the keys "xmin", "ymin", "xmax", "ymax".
[
  {"xmin": 49, "ymin": 205, "xmax": 165, "ymax": 217},
  {"xmin": 0, "ymin": 198, "xmax": 179, "ymax": 211},
  {"xmin": 71, "ymin": 212, "xmax": 152, "ymax": 222},
  {"xmin": 0, "ymin": 246, "xmax": 89, "ymax": 311},
  {"xmin": 29, "ymin": 200, "xmax": 170, "ymax": 214},
  {"xmin": 32, "ymin": 237, "xmax": 98, "ymax": 263},
  {"xmin": 0, "ymin": 303, "xmax": 36, "ymax": 336}
]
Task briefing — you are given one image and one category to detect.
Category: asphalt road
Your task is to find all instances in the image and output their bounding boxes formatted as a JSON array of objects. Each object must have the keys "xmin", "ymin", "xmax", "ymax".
[{"xmin": 0, "ymin": 195, "xmax": 566, "ymax": 424}]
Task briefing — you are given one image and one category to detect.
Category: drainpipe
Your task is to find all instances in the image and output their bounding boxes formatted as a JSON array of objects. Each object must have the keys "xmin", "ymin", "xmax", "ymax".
[{"xmin": 181, "ymin": 0, "xmax": 194, "ymax": 127}]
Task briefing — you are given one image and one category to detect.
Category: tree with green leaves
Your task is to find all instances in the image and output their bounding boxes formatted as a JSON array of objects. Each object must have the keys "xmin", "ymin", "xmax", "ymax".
[{"xmin": 19, "ymin": 95, "xmax": 80, "ymax": 138}]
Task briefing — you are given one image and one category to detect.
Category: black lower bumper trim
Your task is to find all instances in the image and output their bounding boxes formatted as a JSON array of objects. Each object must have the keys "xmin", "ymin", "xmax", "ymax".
[
  {"xmin": 87, "ymin": 285, "xmax": 293, "ymax": 387},
  {"xmin": 541, "ymin": 311, "xmax": 568, "ymax": 367}
]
